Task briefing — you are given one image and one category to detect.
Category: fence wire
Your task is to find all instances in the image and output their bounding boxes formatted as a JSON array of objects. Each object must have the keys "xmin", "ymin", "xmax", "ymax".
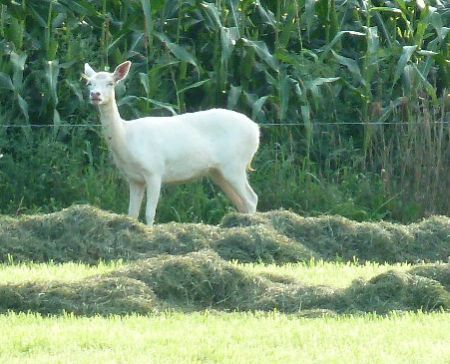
[{"xmin": 0, "ymin": 120, "xmax": 449, "ymax": 129}]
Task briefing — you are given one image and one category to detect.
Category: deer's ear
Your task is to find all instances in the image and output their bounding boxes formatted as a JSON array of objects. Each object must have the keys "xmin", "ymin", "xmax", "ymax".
[
  {"xmin": 84, "ymin": 63, "xmax": 96, "ymax": 78},
  {"xmin": 113, "ymin": 61, "xmax": 131, "ymax": 83}
]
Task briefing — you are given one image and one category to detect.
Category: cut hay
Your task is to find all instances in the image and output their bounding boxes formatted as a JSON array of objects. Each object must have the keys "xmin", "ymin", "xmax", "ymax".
[
  {"xmin": 0, "ymin": 205, "xmax": 448, "ymax": 264},
  {"xmin": 0, "ymin": 205, "xmax": 449, "ymax": 316},
  {"xmin": 0, "ymin": 251, "xmax": 448, "ymax": 316},
  {"xmin": 345, "ymin": 269, "xmax": 450, "ymax": 314},
  {"xmin": 0, "ymin": 276, "xmax": 158, "ymax": 316},
  {"xmin": 409, "ymin": 264, "xmax": 450, "ymax": 291},
  {"xmin": 221, "ymin": 210, "xmax": 450, "ymax": 263}
]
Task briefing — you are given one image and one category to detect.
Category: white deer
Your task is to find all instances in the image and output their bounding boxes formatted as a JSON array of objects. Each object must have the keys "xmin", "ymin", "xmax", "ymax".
[{"xmin": 84, "ymin": 61, "xmax": 260, "ymax": 225}]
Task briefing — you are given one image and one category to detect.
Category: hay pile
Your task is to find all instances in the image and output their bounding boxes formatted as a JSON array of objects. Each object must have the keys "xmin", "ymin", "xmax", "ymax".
[
  {"xmin": 1, "ymin": 205, "xmax": 449, "ymax": 264},
  {"xmin": 221, "ymin": 210, "xmax": 450, "ymax": 263},
  {"xmin": 1, "ymin": 251, "xmax": 448, "ymax": 316},
  {"xmin": 0, "ymin": 205, "xmax": 449, "ymax": 316}
]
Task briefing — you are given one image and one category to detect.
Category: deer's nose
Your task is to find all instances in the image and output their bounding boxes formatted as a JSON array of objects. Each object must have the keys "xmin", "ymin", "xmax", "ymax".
[{"xmin": 90, "ymin": 91, "xmax": 101, "ymax": 98}]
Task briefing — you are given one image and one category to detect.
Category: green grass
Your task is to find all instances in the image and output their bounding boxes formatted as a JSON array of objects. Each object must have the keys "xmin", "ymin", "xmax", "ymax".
[
  {"xmin": 0, "ymin": 259, "xmax": 412, "ymax": 288},
  {"xmin": 238, "ymin": 260, "xmax": 414, "ymax": 288},
  {"xmin": 1, "ymin": 311, "xmax": 449, "ymax": 364},
  {"xmin": 0, "ymin": 261, "xmax": 124, "ymax": 284},
  {"xmin": 0, "ymin": 206, "xmax": 449, "ymax": 362}
]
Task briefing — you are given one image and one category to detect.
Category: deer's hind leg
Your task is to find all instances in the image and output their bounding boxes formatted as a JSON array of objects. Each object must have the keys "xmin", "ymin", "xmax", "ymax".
[{"xmin": 210, "ymin": 166, "xmax": 257, "ymax": 213}]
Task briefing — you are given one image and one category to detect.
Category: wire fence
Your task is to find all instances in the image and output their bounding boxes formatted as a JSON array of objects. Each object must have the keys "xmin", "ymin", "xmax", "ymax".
[{"xmin": 0, "ymin": 120, "xmax": 449, "ymax": 129}]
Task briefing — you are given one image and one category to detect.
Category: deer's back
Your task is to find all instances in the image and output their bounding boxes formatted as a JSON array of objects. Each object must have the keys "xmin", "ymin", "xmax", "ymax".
[{"xmin": 122, "ymin": 109, "xmax": 259, "ymax": 182}]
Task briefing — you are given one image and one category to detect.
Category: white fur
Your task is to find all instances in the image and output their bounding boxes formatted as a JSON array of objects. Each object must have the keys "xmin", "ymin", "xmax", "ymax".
[{"xmin": 84, "ymin": 61, "xmax": 260, "ymax": 225}]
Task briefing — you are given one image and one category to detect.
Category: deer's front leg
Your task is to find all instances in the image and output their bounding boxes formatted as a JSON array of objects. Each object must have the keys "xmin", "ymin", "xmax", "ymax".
[
  {"xmin": 145, "ymin": 175, "xmax": 162, "ymax": 225},
  {"xmin": 128, "ymin": 180, "xmax": 146, "ymax": 220}
]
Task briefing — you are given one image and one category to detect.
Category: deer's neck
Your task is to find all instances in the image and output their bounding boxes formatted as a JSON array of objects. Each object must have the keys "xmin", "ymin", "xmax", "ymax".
[{"xmin": 98, "ymin": 100, "xmax": 127, "ymax": 153}]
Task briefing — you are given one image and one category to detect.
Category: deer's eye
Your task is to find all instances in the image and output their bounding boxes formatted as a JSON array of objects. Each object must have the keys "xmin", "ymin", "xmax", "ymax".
[{"xmin": 108, "ymin": 82, "xmax": 114, "ymax": 86}]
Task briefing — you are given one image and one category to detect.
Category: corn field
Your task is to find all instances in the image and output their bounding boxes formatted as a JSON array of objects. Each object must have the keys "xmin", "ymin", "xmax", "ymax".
[{"xmin": 0, "ymin": 0, "xmax": 449, "ymax": 223}]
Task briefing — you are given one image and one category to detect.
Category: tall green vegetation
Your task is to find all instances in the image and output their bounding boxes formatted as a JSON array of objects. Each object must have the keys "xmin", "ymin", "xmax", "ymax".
[{"xmin": 0, "ymin": 0, "xmax": 448, "ymax": 223}]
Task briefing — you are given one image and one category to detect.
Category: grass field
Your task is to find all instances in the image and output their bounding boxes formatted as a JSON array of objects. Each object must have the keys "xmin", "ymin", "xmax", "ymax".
[
  {"xmin": 2, "ymin": 311, "xmax": 450, "ymax": 364},
  {"xmin": 0, "ymin": 259, "xmax": 413, "ymax": 288},
  {"xmin": 1, "ymin": 206, "xmax": 449, "ymax": 362}
]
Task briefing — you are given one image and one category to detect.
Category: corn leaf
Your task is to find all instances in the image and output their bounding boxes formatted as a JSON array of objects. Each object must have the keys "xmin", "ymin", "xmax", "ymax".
[
  {"xmin": 393, "ymin": 45, "xmax": 417, "ymax": 88},
  {"xmin": 154, "ymin": 32, "xmax": 199, "ymax": 70},
  {"xmin": 0, "ymin": 73, "xmax": 14, "ymax": 91}
]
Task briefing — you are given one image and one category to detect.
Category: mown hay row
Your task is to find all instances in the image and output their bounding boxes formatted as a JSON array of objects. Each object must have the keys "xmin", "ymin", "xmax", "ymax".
[
  {"xmin": 1, "ymin": 205, "xmax": 449, "ymax": 264},
  {"xmin": 0, "ymin": 250, "xmax": 449, "ymax": 316},
  {"xmin": 221, "ymin": 210, "xmax": 450, "ymax": 263}
]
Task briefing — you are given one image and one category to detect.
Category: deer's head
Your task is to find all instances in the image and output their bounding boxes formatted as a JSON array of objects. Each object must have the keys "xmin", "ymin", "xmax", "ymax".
[{"xmin": 84, "ymin": 61, "xmax": 131, "ymax": 106}]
